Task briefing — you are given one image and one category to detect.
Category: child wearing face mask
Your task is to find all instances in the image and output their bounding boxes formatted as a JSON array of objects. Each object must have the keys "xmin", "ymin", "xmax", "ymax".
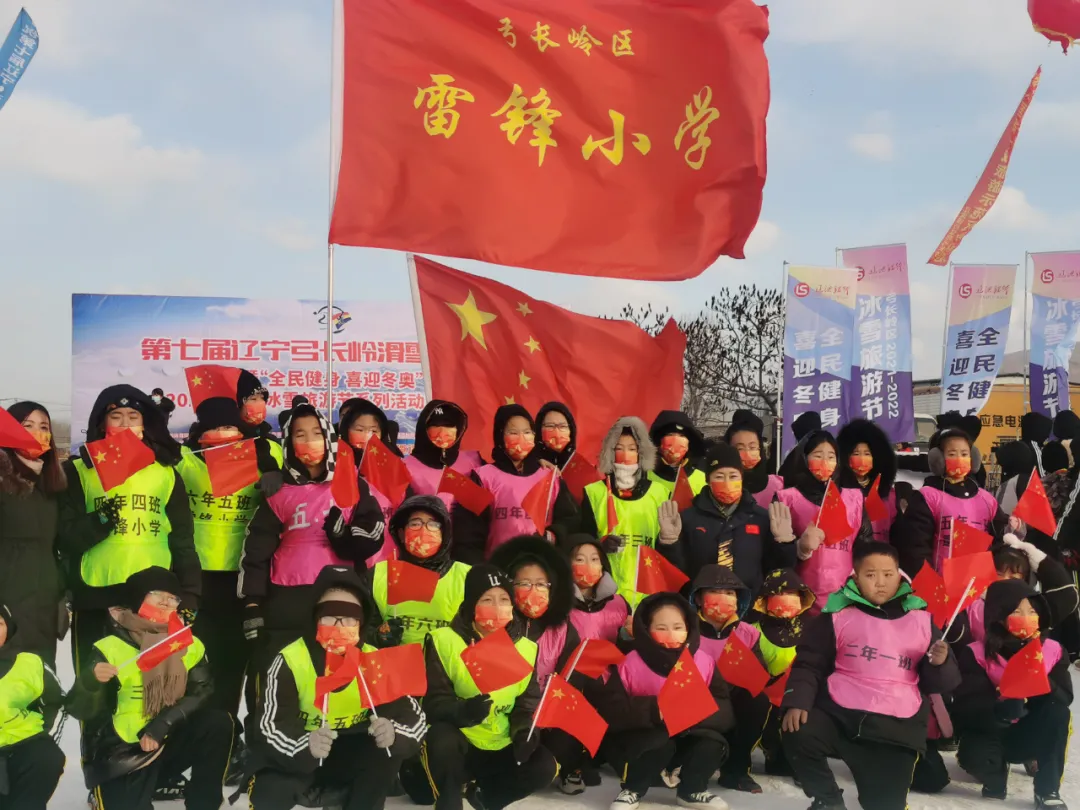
[
  {"xmin": 563, "ymin": 533, "xmax": 631, "ymax": 645},
  {"xmin": 952, "ymin": 580, "xmax": 1073, "ymax": 807},
  {"xmin": 247, "ymin": 565, "xmax": 424, "ymax": 810},
  {"xmin": 369, "ymin": 496, "xmax": 472, "ymax": 647},
  {"xmin": 777, "ymin": 431, "xmax": 872, "ymax": 612},
  {"xmin": 664, "ymin": 442, "xmax": 797, "ymax": 599},
  {"xmin": 582, "ymin": 418, "xmax": 670, "ymax": 608},
  {"xmin": 236, "ymin": 369, "xmax": 277, "ymax": 441},
  {"xmin": 403, "ymin": 400, "xmax": 484, "ymax": 511},
  {"xmin": 535, "ymin": 401, "xmax": 578, "ymax": 473},
  {"xmin": 647, "ymin": 411, "xmax": 708, "ymax": 499},
  {"xmin": 892, "ymin": 427, "xmax": 1010, "ymax": 577},
  {"xmin": 415, "ymin": 565, "xmax": 558, "ymax": 810},
  {"xmin": 725, "ymin": 410, "xmax": 783, "ymax": 508},
  {"xmin": 837, "ymin": 419, "xmax": 898, "ymax": 542},
  {"xmin": 781, "ymin": 544, "xmax": 961, "ymax": 810},
  {"xmin": 593, "ymin": 593, "xmax": 733, "ymax": 810}
]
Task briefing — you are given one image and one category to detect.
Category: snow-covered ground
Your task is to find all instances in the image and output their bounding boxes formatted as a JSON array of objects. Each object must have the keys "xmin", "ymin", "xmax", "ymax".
[{"xmin": 52, "ymin": 646, "xmax": 1078, "ymax": 809}]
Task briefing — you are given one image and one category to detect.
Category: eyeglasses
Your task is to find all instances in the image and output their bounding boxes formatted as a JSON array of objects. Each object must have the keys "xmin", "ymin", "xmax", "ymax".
[
  {"xmin": 513, "ymin": 581, "xmax": 551, "ymax": 593},
  {"xmin": 541, "ymin": 424, "xmax": 571, "ymax": 433},
  {"xmin": 406, "ymin": 518, "xmax": 442, "ymax": 531},
  {"xmin": 147, "ymin": 592, "xmax": 180, "ymax": 608},
  {"xmin": 317, "ymin": 616, "xmax": 360, "ymax": 628}
]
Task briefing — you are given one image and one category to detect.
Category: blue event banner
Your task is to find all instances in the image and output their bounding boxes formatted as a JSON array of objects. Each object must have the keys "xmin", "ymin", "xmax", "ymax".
[
  {"xmin": 0, "ymin": 9, "xmax": 38, "ymax": 114},
  {"xmin": 1029, "ymin": 251, "xmax": 1080, "ymax": 418}
]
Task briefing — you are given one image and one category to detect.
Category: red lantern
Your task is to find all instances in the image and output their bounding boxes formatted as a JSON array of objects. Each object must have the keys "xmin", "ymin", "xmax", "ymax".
[{"xmin": 1029, "ymin": 0, "xmax": 1080, "ymax": 53}]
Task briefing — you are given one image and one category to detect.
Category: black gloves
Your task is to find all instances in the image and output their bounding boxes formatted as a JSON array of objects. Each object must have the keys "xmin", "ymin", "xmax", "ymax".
[
  {"xmin": 994, "ymin": 698, "xmax": 1027, "ymax": 725},
  {"xmin": 456, "ymin": 695, "xmax": 492, "ymax": 728},
  {"xmin": 323, "ymin": 506, "xmax": 347, "ymax": 539},
  {"xmin": 512, "ymin": 731, "xmax": 539, "ymax": 764},
  {"xmin": 374, "ymin": 618, "xmax": 404, "ymax": 649},
  {"xmin": 258, "ymin": 470, "xmax": 285, "ymax": 498},
  {"xmin": 91, "ymin": 496, "xmax": 122, "ymax": 539},
  {"xmin": 242, "ymin": 603, "xmax": 264, "ymax": 643},
  {"xmin": 600, "ymin": 534, "xmax": 624, "ymax": 554}
]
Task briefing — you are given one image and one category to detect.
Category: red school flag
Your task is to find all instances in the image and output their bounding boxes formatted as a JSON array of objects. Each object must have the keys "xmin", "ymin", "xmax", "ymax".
[
  {"xmin": 460, "ymin": 627, "xmax": 534, "ymax": 694},
  {"xmin": 357, "ymin": 644, "xmax": 429, "ymax": 707},
  {"xmin": 534, "ymin": 673, "xmax": 608, "ymax": 757},
  {"xmin": 437, "ymin": 466, "xmax": 494, "ymax": 516},
  {"xmin": 1013, "ymin": 468, "xmax": 1058, "ymax": 537},
  {"xmin": 717, "ymin": 631, "xmax": 770, "ymax": 696},
  {"xmin": 411, "ymin": 257, "xmax": 686, "ymax": 461},
  {"xmin": 315, "ymin": 646, "xmax": 361, "ymax": 708},
  {"xmin": 998, "ymin": 637, "xmax": 1052, "ymax": 699},
  {"xmin": 136, "ymin": 613, "xmax": 194, "ymax": 673},
  {"xmin": 816, "ymin": 480, "xmax": 853, "ymax": 546},
  {"xmin": 864, "ymin": 474, "xmax": 889, "ymax": 524},
  {"xmin": 672, "ymin": 466, "xmax": 695, "ymax": 511},
  {"xmin": 331, "ymin": 441, "xmax": 361, "ymax": 509},
  {"xmin": 561, "ymin": 638, "xmax": 626, "ymax": 679},
  {"xmin": 330, "ymin": 0, "xmax": 770, "ymax": 281},
  {"xmin": 0, "ymin": 407, "xmax": 41, "ymax": 453},
  {"xmin": 204, "ymin": 439, "xmax": 260, "ymax": 498},
  {"xmin": 950, "ymin": 519, "xmax": 993, "ymax": 559},
  {"xmin": 521, "ymin": 469, "xmax": 558, "ymax": 534},
  {"xmin": 943, "ymin": 551, "xmax": 997, "ymax": 614},
  {"xmin": 560, "ymin": 453, "xmax": 603, "ymax": 503},
  {"xmin": 636, "ymin": 545, "xmax": 690, "ymax": 595},
  {"xmin": 85, "ymin": 428, "xmax": 156, "ymax": 493},
  {"xmin": 911, "ymin": 562, "xmax": 953, "ymax": 630},
  {"xmin": 928, "ymin": 67, "xmax": 1041, "ymax": 266},
  {"xmin": 185, "ymin": 364, "xmax": 242, "ymax": 409},
  {"xmin": 360, "ymin": 435, "xmax": 411, "ymax": 508},
  {"xmin": 763, "ymin": 666, "xmax": 791, "ymax": 708},
  {"xmin": 386, "ymin": 559, "xmax": 440, "ymax": 605},
  {"xmin": 658, "ymin": 648, "xmax": 717, "ymax": 736}
]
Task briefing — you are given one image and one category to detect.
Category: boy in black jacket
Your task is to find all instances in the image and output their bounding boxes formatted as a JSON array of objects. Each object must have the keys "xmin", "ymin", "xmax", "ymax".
[{"xmin": 781, "ymin": 543, "xmax": 961, "ymax": 810}]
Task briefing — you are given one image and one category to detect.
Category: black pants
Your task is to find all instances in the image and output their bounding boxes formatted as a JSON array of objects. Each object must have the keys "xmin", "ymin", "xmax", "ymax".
[
  {"xmin": 193, "ymin": 572, "xmax": 249, "ymax": 720},
  {"xmin": 72, "ymin": 608, "xmax": 110, "ymax": 677},
  {"xmin": 783, "ymin": 708, "xmax": 916, "ymax": 810},
  {"xmin": 910, "ymin": 740, "xmax": 950, "ymax": 794},
  {"xmin": 542, "ymin": 727, "xmax": 590, "ymax": 777},
  {"xmin": 249, "ymin": 730, "xmax": 417, "ymax": 810},
  {"xmin": 422, "ymin": 722, "xmax": 558, "ymax": 810},
  {"xmin": 957, "ymin": 697, "xmax": 1071, "ymax": 796},
  {"xmin": 0, "ymin": 733, "xmax": 65, "ymax": 810},
  {"xmin": 722, "ymin": 687, "xmax": 771, "ymax": 779},
  {"xmin": 602, "ymin": 728, "xmax": 727, "ymax": 797},
  {"xmin": 93, "ymin": 708, "xmax": 234, "ymax": 810},
  {"xmin": 759, "ymin": 708, "xmax": 788, "ymax": 770}
]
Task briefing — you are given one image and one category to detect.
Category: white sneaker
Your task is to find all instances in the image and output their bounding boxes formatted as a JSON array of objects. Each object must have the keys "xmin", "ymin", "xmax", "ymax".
[
  {"xmin": 559, "ymin": 772, "xmax": 585, "ymax": 795},
  {"xmin": 611, "ymin": 789, "xmax": 641, "ymax": 810},
  {"xmin": 677, "ymin": 792, "xmax": 729, "ymax": 809}
]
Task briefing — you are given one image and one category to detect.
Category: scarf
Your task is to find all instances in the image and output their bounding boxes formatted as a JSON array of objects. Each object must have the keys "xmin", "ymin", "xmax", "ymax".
[
  {"xmin": 110, "ymin": 609, "xmax": 188, "ymax": 718},
  {"xmin": 15, "ymin": 455, "xmax": 44, "ymax": 475}
]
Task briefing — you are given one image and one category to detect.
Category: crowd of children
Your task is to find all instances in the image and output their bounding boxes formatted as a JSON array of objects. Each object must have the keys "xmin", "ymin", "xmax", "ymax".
[{"xmin": 0, "ymin": 379, "xmax": 1077, "ymax": 810}]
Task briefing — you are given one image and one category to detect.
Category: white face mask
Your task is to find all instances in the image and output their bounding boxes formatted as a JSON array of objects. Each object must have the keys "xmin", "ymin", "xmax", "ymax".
[
  {"xmin": 152, "ymin": 395, "xmax": 162, "ymax": 405},
  {"xmin": 613, "ymin": 462, "xmax": 639, "ymax": 491}
]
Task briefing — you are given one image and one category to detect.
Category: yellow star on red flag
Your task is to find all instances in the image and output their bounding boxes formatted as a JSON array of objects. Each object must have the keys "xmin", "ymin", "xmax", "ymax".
[{"xmin": 447, "ymin": 291, "xmax": 497, "ymax": 348}]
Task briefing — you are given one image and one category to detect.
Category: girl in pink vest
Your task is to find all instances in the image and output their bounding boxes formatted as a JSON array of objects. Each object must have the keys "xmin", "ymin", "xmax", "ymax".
[
  {"xmin": 592, "ymin": 593, "xmax": 733, "ymax": 810},
  {"xmin": 837, "ymin": 419, "xmax": 898, "ymax": 543},
  {"xmin": 724, "ymin": 409, "xmax": 783, "ymax": 508},
  {"xmin": 402, "ymin": 399, "xmax": 484, "ymax": 513},
  {"xmin": 952, "ymin": 580, "xmax": 1073, "ymax": 807},
  {"xmin": 777, "ymin": 431, "xmax": 871, "ymax": 611},
  {"xmin": 563, "ymin": 533, "xmax": 630, "ymax": 645},
  {"xmin": 453, "ymin": 405, "xmax": 577, "ymax": 562},
  {"xmin": 780, "ymin": 542, "xmax": 960, "ymax": 810},
  {"xmin": 892, "ymin": 427, "xmax": 1008, "ymax": 576}
]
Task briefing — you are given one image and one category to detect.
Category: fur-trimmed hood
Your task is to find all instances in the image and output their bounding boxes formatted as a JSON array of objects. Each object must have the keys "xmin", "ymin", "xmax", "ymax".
[
  {"xmin": 837, "ymin": 418, "xmax": 896, "ymax": 495},
  {"xmin": 597, "ymin": 416, "xmax": 655, "ymax": 476}
]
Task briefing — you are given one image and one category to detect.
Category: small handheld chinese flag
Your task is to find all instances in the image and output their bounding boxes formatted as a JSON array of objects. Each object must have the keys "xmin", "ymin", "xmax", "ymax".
[
  {"xmin": 534, "ymin": 673, "xmax": 607, "ymax": 756},
  {"xmin": 137, "ymin": 613, "xmax": 193, "ymax": 673},
  {"xmin": 85, "ymin": 428, "xmax": 156, "ymax": 492},
  {"xmin": 943, "ymin": 551, "xmax": 997, "ymax": 614},
  {"xmin": 717, "ymin": 632, "xmax": 770, "ymax": 696},
  {"xmin": 865, "ymin": 475, "xmax": 889, "ymax": 523},
  {"xmin": 1013, "ymin": 469, "xmax": 1058, "ymax": 537},
  {"xmin": 438, "ymin": 467, "xmax": 493, "ymax": 516},
  {"xmin": 672, "ymin": 466, "xmax": 695, "ymax": 511},
  {"xmin": 950, "ymin": 519, "xmax": 993, "ymax": 559},
  {"xmin": 360, "ymin": 435, "xmax": 411, "ymax": 508},
  {"xmin": 763, "ymin": 667, "xmax": 791, "ymax": 708},
  {"xmin": 357, "ymin": 644, "xmax": 428, "ymax": 707},
  {"xmin": 998, "ymin": 637, "xmax": 1052, "ymax": 699},
  {"xmin": 658, "ymin": 648, "xmax": 717, "ymax": 736},
  {"xmin": 204, "ymin": 439, "xmax": 259, "ymax": 498},
  {"xmin": 185, "ymin": 364, "xmax": 242, "ymax": 409},
  {"xmin": 386, "ymin": 559, "xmax": 440, "ymax": 605},
  {"xmin": 816, "ymin": 480, "xmax": 853, "ymax": 546},
  {"xmin": 460, "ymin": 628, "xmax": 534, "ymax": 694},
  {"xmin": 315, "ymin": 646, "xmax": 361, "ymax": 707},
  {"xmin": 606, "ymin": 480, "xmax": 620, "ymax": 533},
  {"xmin": 561, "ymin": 638, "xmax": 626, "ymax": 680},
  {"xmin": 636, "ymin": 545, "xmax": 690, "ymax": 595},
  {"xmin": 522, "ymin": 469, "xmax": 558, "ymax": 535},
  {"xmin": 911, "ymin": 562, "xmax": 952, "ymax": 629},
  {"xmin": 331, "ymin": 441, "xmax": 361, "ymax": 509},
  {"xmin": 0, "ymin": 408, "xmax": 41, "ymax": 453},
  {"xmin": 560, "ymin": 454, "xmax": 603, "ymax": 503}
]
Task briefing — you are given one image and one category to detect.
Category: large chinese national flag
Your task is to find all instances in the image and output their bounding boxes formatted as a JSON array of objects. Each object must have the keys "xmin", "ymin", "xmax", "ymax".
[
  {"xmin": 413, "ymin": 257, "xmax": 685, "ymax": 458},
  {"xmin": 330, "ymin": 0, "xmax": 770, "ymax": 280}
]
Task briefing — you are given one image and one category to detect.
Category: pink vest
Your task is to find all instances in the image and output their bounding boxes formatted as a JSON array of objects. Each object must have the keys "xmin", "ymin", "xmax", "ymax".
[
  {"xmin": 364, "ymin": 482, "xmax": 399, "ymax": 568},
  {"xmin": 570, "ymin": 597, "xmax": 628, "ymax": 644},
  {"xmin": 700, "ymin": 621, "xmax": 760, "ymax": 662},
  {"xmin": 618, "ymin": 648, "xmax": 715, "ymax": 697},
  {"xmin": 868, "ymin": 489, "xmax": 897, "ymax": 543},
  {"xmin": 921, "ymin": 486, "xmax": 998, "ymax": 573},
  {"xmin": 967, "ymin": 596, "xmax": 986, "ymax": 643},
  {"xmin": 778, "ymin": 487, "xmax": 864, "ymax": 610},
  {"xmin": 969, "ymin": 638, "xmax": 1063, "ymax": 692},
  {"xmin": 404, "ymin": 451, "xmax": 484, "ymax": 511},
  {"xmin": 827, "ymin": 608, "xmax": 930, "ymax": 718},
  {"xmin": 268, "ymin": 483, "xmax": 352, "ymax": 587},
  {"xmin": 753, "ymin": 475, "xmax": 784, "ymax": 509},
  {"xmin": 535, "ymin": 622, "xmax": 568, "ymax": 688},
  {"xmin": 475, "ymin": 465, "xmax": 558, "ymax": 556}
]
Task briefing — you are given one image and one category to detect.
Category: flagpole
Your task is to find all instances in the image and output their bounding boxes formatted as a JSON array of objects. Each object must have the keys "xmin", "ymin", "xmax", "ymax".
[
  {"xmin": 942, "ymin": 576, "xmax": 977, "ymax": 636},
  {"xmin": 1024, "ymin": 251, "xmax": 1031, "ymax": 412},
  {"xmin": 939, "ymin": 264, "xmax": 955, "ymax": 413},
  {"xmin": 563, "ymin": 638, "xmax": 589, "ymax": 681},
  {"xmin": 326, "ymin": 0, "xmax": 345, "ymax": 430},
  {"xmin": 777, "ymin": 260, "xmax": 790, "ymax": 464},
  {"xmin": 116, "ymin": 624, "xmax": 191, "ymax": 670},
  {"xmin": 526, "ymin": 673, "xmax": 556, "ymax": 744},
  {"xmin": 354, "ymin": 657, "xmax": 394, "ymax": 758},
  {"xmin": 407, "ymin": 253, "xmax": 435, "ymax": 401},
  {"xmin": 834, "ymin": 248, "xmax": 841, "ymax": 268}
]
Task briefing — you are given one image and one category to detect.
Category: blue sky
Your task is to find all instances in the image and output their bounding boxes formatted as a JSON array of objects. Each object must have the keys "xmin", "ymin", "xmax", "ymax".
[{"xmin": 0, "ymin": 0, "xmax": 1076, "ymax": 420}]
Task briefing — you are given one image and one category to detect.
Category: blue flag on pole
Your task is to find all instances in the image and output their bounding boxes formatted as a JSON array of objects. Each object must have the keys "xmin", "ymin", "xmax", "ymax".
[{"xmin": 0, "ymin": 8, "xmax": 38, "ymax": 114}]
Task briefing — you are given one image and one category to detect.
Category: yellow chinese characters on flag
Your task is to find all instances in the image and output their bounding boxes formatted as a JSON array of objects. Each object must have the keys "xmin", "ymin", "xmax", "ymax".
[{"xmin": 330, "ymin": 0, "xmax": 770, "ymax": 281}]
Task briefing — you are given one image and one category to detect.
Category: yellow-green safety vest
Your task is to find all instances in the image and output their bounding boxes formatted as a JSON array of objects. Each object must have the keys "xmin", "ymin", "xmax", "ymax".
[
  {"xmin": 584, "ymin": 479, "xmax": 668, "ymax": 609},
  {"xmin": 371, "ymin": 561, "xmax": 470, "ymax": 646},
  {"xmin": 429, "ymin": 627, "xmax": 537, "ymax": 751},
  {"xmin": 280, "ymin": 638, "xmax": 376, "ymax": 731},
  {"xmin": 752, "ymin": 623, "xmax": 797, "ymax": 677},
  {"xmin": 74, "ymin": 458, "xmax": 175, "ymax": 588},
  {"xmin": 647, "ymin": 467, "xmax": 707, "ymax": 499},
  {"xmin": 95, "ymin": 633, "xmax": 205, "ymax": 744},
  {"xmin": 0, "ymin": 653, "xmax": 46, "ymax": 747},
  {"xmin": 176, "ymin": 443, "xmax": 283, "ymax": 571}
]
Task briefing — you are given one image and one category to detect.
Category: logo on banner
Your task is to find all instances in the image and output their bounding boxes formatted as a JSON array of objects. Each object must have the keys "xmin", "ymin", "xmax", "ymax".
[
  {"xmin": 958, "ymin": 283, "xmax": 973, "ymax": 299},
  {"xmin": 856, "ymin": 267, "xmax": 866, "ymax": 281},
  {"xmin": 1041, "ymin": 268, "xmax": 1055, "ymax": 285},
  {"xmin": 314, "ymin": 306, "xmax": 353, "ymax": 334},
  {"xmin": 794, "ymin": 282, "xmax": 810, "ymax": 298}
]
